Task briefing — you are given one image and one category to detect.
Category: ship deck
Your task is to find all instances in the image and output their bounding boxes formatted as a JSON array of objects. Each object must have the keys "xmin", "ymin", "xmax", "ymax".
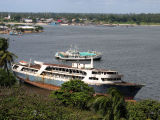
[{"xmin": 28, "ymin": 63, "xmax": 117, "ymax": 73}]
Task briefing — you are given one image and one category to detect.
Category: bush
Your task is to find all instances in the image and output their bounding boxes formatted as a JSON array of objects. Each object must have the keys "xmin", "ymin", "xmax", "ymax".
[
  {"xmin": 127, "ymin": 100, "xmax": 160, "ymax": 120},
  {"xmin": 0, "ymin": 87, "xmax": 97, "ymax": 120},
  {"xmin": 0, "ymin": 68, "xmax": 16, "ymax": 87},
  {"xmin": 51, "ymin": 79, "xmax": 95, "ymax": 109}
]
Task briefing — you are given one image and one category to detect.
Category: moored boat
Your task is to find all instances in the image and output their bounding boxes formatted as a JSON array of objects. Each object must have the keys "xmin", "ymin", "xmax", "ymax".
[
  {"xmin": 12, "ymin": 59, "xmax": 144, "ymax": 99},
  {"xmin": 9, "ymin": 31, "xmax": 22, "ymax": 35},
  {"xmin": 55, "ymin": 48, "xmax": 102, "ymax": 61}
]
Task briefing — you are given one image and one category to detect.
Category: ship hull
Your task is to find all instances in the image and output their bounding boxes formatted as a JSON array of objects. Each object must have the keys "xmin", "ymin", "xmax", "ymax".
[
  {"xmin": 14, "ymin": 71, "xmax": 142, "ymax": 99},
  {"xmin": 90, "ymin": 84, "xmax": 143, "ymax": 99},
  {"xmin": 55, "ymin": 55, "xmax": 102, "ymax": 61}
]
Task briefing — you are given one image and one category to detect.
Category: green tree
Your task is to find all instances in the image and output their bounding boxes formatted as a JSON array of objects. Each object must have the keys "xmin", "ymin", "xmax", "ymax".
[
  {"xmin": 0, "ymin": 68, "xmax": 16, "ymax": 87},
  {"xmin": 0, "ymin": 37, "xmax": 8, "ymax": 51},
  {"xmin": 35, "ymin": 26, "xmax": 43, "ymax": 32},
  {"xmin": 32, "ymin": 18, "xmax": 37, "ymax": 23},
  {"xmin": 127, "ymin": 100, "xmax": 160, "ymax": 120},
  {"xmin": 0, "ymin": 37, "xmax": 17, "ymax": 74},
  {"xmin": 13, "ymin": 15, "xmax": 21, "ymax": 22},
  {"xmin": 0, "ymin": 86, "xmax": 97, "ymax": 120},
  {"xmin": 51, "ymin": 79, "xmax": 94, "ymax": 109},
  {"xmin": 91, "ymin": 88, "xmax": 127, "ymax": 120}
]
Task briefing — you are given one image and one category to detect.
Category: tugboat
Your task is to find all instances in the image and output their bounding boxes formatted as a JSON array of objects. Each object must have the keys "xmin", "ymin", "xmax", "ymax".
[
  {"xmin": 55, "ymin": 48, "xmax": 102, "ymax": 61},
  {"xmin": 12, "ymin": 59, "xmax": 144, "ymax": 99}
]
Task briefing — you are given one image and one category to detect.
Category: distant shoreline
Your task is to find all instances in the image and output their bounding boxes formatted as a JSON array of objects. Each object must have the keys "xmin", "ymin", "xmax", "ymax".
[
  {"xmin": 3, "ymin": 22, "xmax": 160, "ymax": 27},
  {"xmin": 4, "ymin": 22, "xmax": 48, "ymax": 26}
]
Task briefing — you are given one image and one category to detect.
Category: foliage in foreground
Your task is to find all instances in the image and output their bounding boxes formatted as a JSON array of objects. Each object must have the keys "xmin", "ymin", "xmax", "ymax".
[
  {"xmin": 51, "ymin": 79, "xmax": 94, "ymax": 109},
  {"xmin": 0, "ymin": 86, "xmax": 96, "ymax": 120},
  {"xmin": 90, "ymin": 88, "xmax": 127, "ymax": 120},
  {"xmin": 0, "ymin": 84, "xmax": 160, "ymax": 120},
  {"xmin": 0, "ymin": 37, "xmax": 17, "ymax": 87},
  {"xmin": 127, "ymin": 100, "xmax": 160, "ymax": 120},
  {"xmin": 0, "ymin": 37, "xmax": 17, "ymax": 73},
  {"xmin": 0, "ymin": 68, "xmax": 16, "ymax": 87}
]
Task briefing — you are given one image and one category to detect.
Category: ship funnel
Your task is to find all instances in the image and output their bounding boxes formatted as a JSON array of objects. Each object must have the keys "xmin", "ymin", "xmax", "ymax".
[{"xmin": 90, "ymin": 57, "xmax": 94, "ymax": 68}]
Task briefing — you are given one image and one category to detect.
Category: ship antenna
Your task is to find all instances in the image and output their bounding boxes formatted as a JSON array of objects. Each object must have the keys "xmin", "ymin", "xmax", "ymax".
[{"xmin": 29, "ymin": 58, "xmax": 31, "ymax": 67}]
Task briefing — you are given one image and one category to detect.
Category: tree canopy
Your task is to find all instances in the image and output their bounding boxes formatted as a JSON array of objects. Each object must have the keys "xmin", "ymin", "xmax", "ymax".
[
  {"xmin": 0, "ymin": 68, "xmax": 16, "ymax": 87},
  {"xmin": 127, "ymin": 100, "xmax": 160, "ymax": 120},
  {"xmin": 52, "ymin": 79, "xmax": 94, "ymax": 109},
  {"xmin": 0, "ymin": 37, "xmax": 17, "ymax": 87},
  {"xmin": 0, "ymin": 37, "xmax": 17, "ymax": 72},
  {"xmin": 1, "ymin": 12, "xmax": 160, "ymax": 24},
  {"xmin": 91, "ymin": 88, "xmax": 127, "ymax": 120}
]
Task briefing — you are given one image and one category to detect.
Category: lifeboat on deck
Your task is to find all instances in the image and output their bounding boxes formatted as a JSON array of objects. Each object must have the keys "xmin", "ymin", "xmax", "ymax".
[{"xmin": 19, "ymin": 61, "xmax": 28, "ymax": 65}]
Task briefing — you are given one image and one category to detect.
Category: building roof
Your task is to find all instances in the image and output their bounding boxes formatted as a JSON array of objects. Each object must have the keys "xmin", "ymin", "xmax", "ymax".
[{"xmin": 17, "ymin": 26, "xmax": 35, "ymax": 29}]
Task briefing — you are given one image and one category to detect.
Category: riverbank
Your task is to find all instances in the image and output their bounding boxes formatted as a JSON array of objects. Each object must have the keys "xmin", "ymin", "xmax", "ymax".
[
  {"xmin": 4, "ymin": 22, "xmax": 48, "ymax": 26},
  {"xmin": 4, "ymin": 22, "xmax": 160, "ymax": 27},
  {"xmin": 0, "ymin": 24, "xmax": 44, "ymax": 35}
]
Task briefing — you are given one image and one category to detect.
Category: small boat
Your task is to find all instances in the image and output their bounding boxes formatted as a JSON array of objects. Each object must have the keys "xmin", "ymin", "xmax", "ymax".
[
  {"xmin": 9, "ymin": 31, "xmax": 22, "ymax": 35},
  {"xmin": 55, "ymin": 48, "xmax": 102, "ymax": 61},
  {"xmin": 12, "ymin": 59, "xmax": 144, "ymax": 99}
]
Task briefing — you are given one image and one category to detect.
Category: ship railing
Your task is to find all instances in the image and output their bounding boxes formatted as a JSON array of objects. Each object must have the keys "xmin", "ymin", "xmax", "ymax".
[{"xmin": 44, "ymin": 70, "xmax": 84, "ymax": 77}]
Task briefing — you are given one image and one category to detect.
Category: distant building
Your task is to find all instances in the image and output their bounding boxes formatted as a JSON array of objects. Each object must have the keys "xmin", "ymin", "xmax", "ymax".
[
  {"xmin": 17, "ymin": 26, "xmax": 35, "ymax": 29},
  {"xmin": 4, "ymin": 14, "xmax": 11, "ymax": 20},
  {"xmin": 0, "ymin": 26, "xmax": 8, "ymax": 31},
  {"xmin": 72, "ymin": 19, "xmax": 76, "ymax": 22},
  {"xmin": 57, "ymin": 19, "xmax": 62, "ymax": 23},
  {"xmin": 45, "ymin": 18, "xmax": 53, "ymax": 23},
  {"xmin": 24, "ymin": 19, "xmax": 33, "ymax": 23}
]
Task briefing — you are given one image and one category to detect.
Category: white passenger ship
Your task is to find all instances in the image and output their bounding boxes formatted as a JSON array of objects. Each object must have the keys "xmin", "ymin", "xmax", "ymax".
[{"xmin": 12, "ymin": 59, "xmax": 143, "ymax": 99}]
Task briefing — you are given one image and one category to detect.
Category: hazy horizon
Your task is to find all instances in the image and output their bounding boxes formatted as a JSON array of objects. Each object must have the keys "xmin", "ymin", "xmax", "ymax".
[{"xmin": 0, "ymin": 0, "xmax": 160, "ymax": 14}]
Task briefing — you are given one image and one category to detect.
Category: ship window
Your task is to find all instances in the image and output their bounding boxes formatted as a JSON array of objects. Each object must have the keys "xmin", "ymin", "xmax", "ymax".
[
  {"xmin": 101, "ymin": 78, "xmax": 121, "ymax": 81},
  {"xmin": 69, "ymin": 69, "xmax": 72, "ymax": 73},
  {"xmin": 13, "ymin": 65, "xmax": 19, "ymax": 69},
  {"xmin": 46, "ymin": 67, "xmax": 52, "ymax": 71},
  {"xmin": 82, "ymin": 72, "xmax": 87, "ymax": 75},
  {"xmin": 92, "ymin": 71, "xmax": 97, "ymax": 74},
  {"xmin": 89, "ymin": 77, "xmax": 98, "ymax": 80},
  {"xmin": 106, "ymin": 72, "xmax": 117, "ymax": 74},
  {"xmin": 92, "ymin": 71, "xmax": 101, "ymax": 74}
]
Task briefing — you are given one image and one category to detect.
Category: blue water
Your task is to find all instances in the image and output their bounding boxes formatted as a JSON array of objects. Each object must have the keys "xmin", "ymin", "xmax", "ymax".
[{"xmin": 1, "ymin": 25, "xmax": 160, "ymax": 100}]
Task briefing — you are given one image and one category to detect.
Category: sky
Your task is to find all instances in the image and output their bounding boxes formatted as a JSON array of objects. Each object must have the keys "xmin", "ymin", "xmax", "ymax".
[{"xmin": 0, "ymin": 0, "xmax": 160, "ymax": 13}]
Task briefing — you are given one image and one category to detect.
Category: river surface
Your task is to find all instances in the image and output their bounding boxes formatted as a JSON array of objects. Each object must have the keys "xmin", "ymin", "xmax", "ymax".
[{"xmin": 1, "ymin": 25, "xmax": 160, "ymax": 100}]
